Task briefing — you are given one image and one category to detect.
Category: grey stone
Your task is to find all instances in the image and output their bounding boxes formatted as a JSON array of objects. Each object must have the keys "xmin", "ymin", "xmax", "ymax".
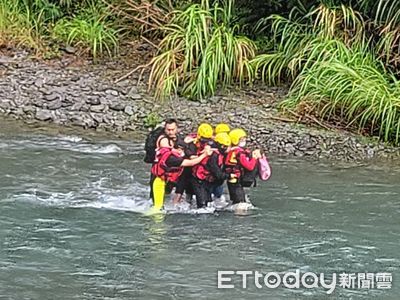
[
  {"xmin": 80, "ymin": 104, "xmax": 90, "ymax": 112},
  {"xmin": 47, "ymin": 99, "xmax": 63, "ymax": 110},
  {"xmin": 114, "ymin": 119, "xmax": 126, "ymax": 127},
  {"xmin": 109, "ymin": 102, "xmax": 125, "ymax": 111},
  {"xmin": 11, "ymin": 107, "xmax": 24, "ymax": 116},
  {"xmin": 0, "ymin": 56, "xmax": 15, "ymax": 65},
  {"xmin": 294, "ymin": 149, "xmax": 305, "ymax": 156},
  {"xmin": 35, "ymin": 109, "xmax": 52, "ymax": 121},
  {"xmin": 86, "ymin": 97, "xmax": 100, "ymax": 105},
  {"xmin": 103, "ymin": 115, "xmax": 113, "ymax": 125},
  {"xmin": 91, "ymin": 113, "xmax": 103, "ymax": 124},
  {"xmin": 90, "ymin": 104, "xmax": 105, "ymax": 113},
  {"xmin": 99, "ymin": 98, "xmax": 109, "ymax": 105},
  {"xmin": 61, "ymin": 99, "xmax": 74, "ymax": 107},
  {"xmin": 64, "ymin": 46, "xmax": 76, "ymax": 54},
  {"xmin": 84, "ymin": 117, "xmax": 96, "ymax": 128},
  {"xmin": 71, "ymin": 118, "xmax": 85, "ymax": 127},
  {"xmin": 69, "ymin": 112, "xmax": 86, "ymax": 125},
  {"xmin": 127, "ymin": 86, "xmax": 138, "ymax": 93},
  {"xmin": 52, "ymin": 86, "xmax": 67, "ymax": 94},
  {"xmin": 0, "ymin": 100, "xmax": 14, "ymax": 109},
  {"xmin": 284, "ymin": 143, "xmax": 296, "ymax": 154},
  {"xmin": 124, "ymin": 105, "xmax": 134, "ymax": 116},
  {"xmin": 106, "ymin": 89, "xmax": 119, "ymax": 96},
  {"xmin": 81, "ymin": 86, "xmax": 91, "ymax": 92},
  {"xmin": 45, "ymin": 93, "xmax": 59, "ymax": 101},
  {"xmin": 22, "ymin": 106, "xmax": 36, "ymax": 114},
  {"xmin": 129, "ymin": 93, "xmax": 142, "ymax": 100},
  {"xmin": 34, "ymin": 78, "xmax": 43, "ymax": 88},
  {"xmin": 31, "ymin": 98, "xmax": 45, "ymax": 107},
  {"xmin": 71, "ymin": 102, "xmax": 84, "ymax": 111}
]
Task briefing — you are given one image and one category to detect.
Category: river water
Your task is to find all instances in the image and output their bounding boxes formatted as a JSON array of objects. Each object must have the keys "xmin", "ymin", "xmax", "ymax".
[{"xmin": 0, "ymin": 120, "xmax": 399, "ymax": 299}]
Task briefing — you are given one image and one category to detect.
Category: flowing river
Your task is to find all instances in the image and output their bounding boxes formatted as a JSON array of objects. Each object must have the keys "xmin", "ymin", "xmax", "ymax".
[{"xmin": 0, "ymin": 119, "xmax": 399, "ymax": 299}]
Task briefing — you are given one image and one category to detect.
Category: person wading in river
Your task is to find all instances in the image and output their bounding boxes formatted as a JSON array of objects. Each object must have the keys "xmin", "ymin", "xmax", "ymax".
[
  {"xmin": 225, "ymin": 129, "xmax": 261, "ymax": 204},
  {"xmin": 149, "ymin": 139, "xmax": 213, "ymax": 213}
]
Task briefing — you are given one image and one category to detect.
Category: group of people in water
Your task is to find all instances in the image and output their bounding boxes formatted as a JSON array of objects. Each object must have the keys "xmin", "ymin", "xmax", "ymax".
[{"xmin": 145, "ymin": 118, "xmax": 264, "ymax": 213}]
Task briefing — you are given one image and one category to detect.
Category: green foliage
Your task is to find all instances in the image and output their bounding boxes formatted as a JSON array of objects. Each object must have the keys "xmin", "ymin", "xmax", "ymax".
[
  {"xmin": 282, "ymin": 41, "xmax": 400, "ymax": 143},
  {"xmin": 0, "ymin": 0, "xmax": 46, "ymax": 50},
  {"xmin": 109, "ymin": 0, "xmax": 179, "ymax": 39},
  {"xmin": 148, "ymin": 0, "xmax": 257, "ymax": 101},
  {"xmin": 143, "ymin": 112, "xmax": 162, "ymax": 128},
  {"xmin": 53, "ymin": 3, "xmax": 119, "ymax": 59},
  {"xmin": 251, "ymin": 2, "xmax": 400, "ymax": 143},
  {"xmin": 0, "ymin": 0, "xmax": 119, "ymax": 58}
]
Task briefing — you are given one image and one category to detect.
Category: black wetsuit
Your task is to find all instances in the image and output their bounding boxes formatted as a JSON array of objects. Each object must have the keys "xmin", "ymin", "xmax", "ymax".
[
  {"xmin": 191, "ymin": 151, "xmax": 229, "ymax": 208},
  {"xmin": 174, "ymin": 139, "xmax": 197, "ymax": 197}
]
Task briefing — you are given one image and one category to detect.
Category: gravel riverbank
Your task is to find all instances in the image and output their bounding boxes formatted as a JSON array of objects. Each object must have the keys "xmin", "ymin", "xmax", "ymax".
[{"xmin": 1, "ymin": 51, "xmax": 400, "ymax": 161}]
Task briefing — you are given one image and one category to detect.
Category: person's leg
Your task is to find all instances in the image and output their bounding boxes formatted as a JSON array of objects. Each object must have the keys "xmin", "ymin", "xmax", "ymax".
[
  {"xmin": 236, "ymin": 184, "xmax": 246, "ymax": 203},
  {"xmin": 227, "ymin": 182, "xmax": 245, "ymax": 204},
  {"xmin": 173, "ymin": 168, "xmax": 190, "ymax": 204},
  {"xmin": 152, "ymin": 177, "xmax": 166, "ymax": 210},
  {"xmin": 183, "ymin": 168, "xmax": 194, "ymax": 201},
  {"xmin": 227, "ymin": 182, "xmax": 237, "ymax": 204},
  {"xmin": 149, "ymin": 173, "xmax": 155, "ymax": 200},
  {"xmin": 191, "ymin": 177, "xmax": 208, "ymax": 208},
  {"xmin": 204, "ymin": 182, "xmax": 214, "ymax": 206},
  {"xmin": 212, "ymin": 184, "xmax": 224, "ymax": 198}
]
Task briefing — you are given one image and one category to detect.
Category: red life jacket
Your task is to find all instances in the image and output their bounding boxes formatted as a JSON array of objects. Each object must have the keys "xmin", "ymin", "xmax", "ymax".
[
  {"xmin": 225, "ymin": 146, "xmax": 250, "ymax": 179},
  {"xmin": 151, "ymin": 147, "xmax": 183, "ymax": 183},
  {"xmin": 192, "ymin": 149, "xmax": 224, "ymax": 182}
]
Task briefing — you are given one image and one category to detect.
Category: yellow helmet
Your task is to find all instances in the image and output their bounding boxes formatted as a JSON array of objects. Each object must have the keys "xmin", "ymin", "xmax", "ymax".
[
  {"xmin": 214, "ymin": 132, "xmax": 231, "ymax": 146},
  {"xmin": 197, "ymin": 123, "xmax": 213, "ymax": 139},
  {"xmin": 215, "ymin": 123, "xmax": 230, "ymax": 134},
  {"xmin": 229, "ymin": 128, "xmax": 247, "ymax": 146}
]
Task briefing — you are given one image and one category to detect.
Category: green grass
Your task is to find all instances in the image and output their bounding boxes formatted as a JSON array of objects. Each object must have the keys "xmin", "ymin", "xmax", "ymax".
[
  {"xmin": 0, "ymin": 0, "xmax": 120, "ymax": 58},
  {"xmin": 251, "ymin": 3, "xmax": 400, "ymax": 144},
  {"xmin": 53, "ymin": 5, "xmax": 120, "ymax": 59},
  {"xmin": 147, "ymin": 0, "xmax": 257, "ymax": 101},
  {"xmin": 283, "ymin": 42, "xmax": 400, "ymax": 143},
  {"xmin": 0, "ymin": 0, "xmax": 46, "ymax": 51}
]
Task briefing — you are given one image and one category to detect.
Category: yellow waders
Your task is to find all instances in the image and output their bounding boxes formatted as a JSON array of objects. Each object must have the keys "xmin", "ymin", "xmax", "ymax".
[{"xmin": 152, "ymin": 177, "xmax": 166, "ymax": 210}]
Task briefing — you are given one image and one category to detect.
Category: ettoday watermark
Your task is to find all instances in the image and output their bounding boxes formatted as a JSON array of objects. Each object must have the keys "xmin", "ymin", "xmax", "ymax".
[{"xmin": 217, "ymin": 270, "xmax": 392, "ymax": 294}]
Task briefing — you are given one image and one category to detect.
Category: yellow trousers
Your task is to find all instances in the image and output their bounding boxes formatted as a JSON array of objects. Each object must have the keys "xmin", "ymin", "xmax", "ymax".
[{"xmin": 152, "ymin": 177, "xmax": 166, "ymax": 210}]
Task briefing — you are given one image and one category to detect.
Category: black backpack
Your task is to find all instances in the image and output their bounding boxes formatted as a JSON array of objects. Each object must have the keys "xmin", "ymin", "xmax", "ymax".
[
  {"xmin": 238, "ymin": 150, "xmax": 258, "ymax": 187},
  {"xmin": 241, "ymin": 164, "xmax": 259, "ymax": 187},
  {"xmin": 144, "ymin": 126, "xmax": 165, "ymax": 163}
]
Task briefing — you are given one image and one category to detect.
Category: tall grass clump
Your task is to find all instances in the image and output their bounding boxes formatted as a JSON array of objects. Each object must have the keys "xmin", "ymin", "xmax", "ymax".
[
  {"xmin": 0, "ymin": 0, "xmax": 120, "ymax": 58},
  {"xmin": 251, "ymin": 4, "xmax": 366, "ymax": 85},
  {"xmin": 0, "ymin": 0, "xmax": 48, "ymax": 51},
  {"xmin": 109, "ymin": 0, "xmax": 179, "ymax": 39},
  {"xmin": 147, "ymin": 0, "xmax": 257, "ymax": 101},
  {"xmin": 252, "ymin": 3, "xmax": 400, "ymax": 143},
  {"xmin": 284, "ymin": 43, "xmax": 400, "ymax": 143},
  {"xmin": 53, "ymin": 3, "xmax": 119, "ymax": 59}
]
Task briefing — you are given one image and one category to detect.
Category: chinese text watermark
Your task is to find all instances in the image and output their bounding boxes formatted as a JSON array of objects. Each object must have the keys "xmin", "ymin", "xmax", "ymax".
[{"xmin": 217, "ymin": 270, "xmax": 392, "ymax": 294}]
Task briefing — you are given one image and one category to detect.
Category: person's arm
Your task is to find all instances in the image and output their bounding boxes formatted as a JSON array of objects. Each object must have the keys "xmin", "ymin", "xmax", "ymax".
[
  {"xmin": 158, "ymin": 137, "xmax": 172, "ymax": 148},
  {"xmin": 181, "ymin": 152, "xmax": 208, "ymax": 167},
  {"xmin": 238, "ymin": 151, "xmax": 258, "ymax": 171}
]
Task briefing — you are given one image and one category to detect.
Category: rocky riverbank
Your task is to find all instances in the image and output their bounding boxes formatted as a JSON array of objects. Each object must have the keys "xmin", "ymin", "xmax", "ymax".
[{"xmin": 1, "ymin": 50, "xmax": 400, "ymax": 161}]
